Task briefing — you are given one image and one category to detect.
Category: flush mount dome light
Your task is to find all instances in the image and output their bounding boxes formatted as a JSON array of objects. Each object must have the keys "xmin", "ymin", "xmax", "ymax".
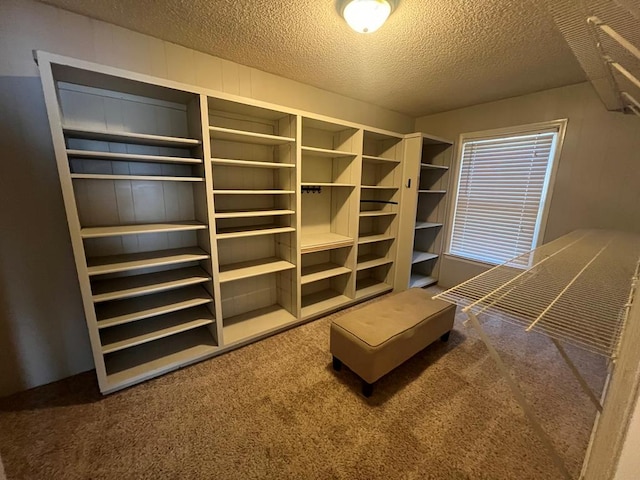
[{"xmin": 341, "ymin": 0, "xmax": 395, "ymax": 34}]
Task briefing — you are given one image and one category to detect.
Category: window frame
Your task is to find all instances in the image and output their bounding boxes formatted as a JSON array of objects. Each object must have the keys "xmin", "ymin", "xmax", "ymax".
[{"xmin": 444, "ymin": 119, "xmax": 568, "ymax": 267}]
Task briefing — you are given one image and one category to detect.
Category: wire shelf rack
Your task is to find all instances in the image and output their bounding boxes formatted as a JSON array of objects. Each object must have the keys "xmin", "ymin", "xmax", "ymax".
[{"xmin": 435, "ymin": 229, "xmax": 640, "ymax": 359}]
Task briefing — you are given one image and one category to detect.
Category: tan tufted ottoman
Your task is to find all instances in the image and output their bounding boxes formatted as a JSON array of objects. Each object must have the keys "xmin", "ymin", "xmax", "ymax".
[{"xmin": 330, "ymin": 288, "xmax": 455, "ymax": 397}]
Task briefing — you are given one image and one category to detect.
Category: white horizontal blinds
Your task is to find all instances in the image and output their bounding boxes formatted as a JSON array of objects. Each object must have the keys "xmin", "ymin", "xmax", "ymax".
[{"xmin": 450, "ymin": 129, "xmax": 558, "ymax": 266}]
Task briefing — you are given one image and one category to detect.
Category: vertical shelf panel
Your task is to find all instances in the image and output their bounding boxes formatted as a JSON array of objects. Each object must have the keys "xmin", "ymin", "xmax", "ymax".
[
  {"xmin": 39, "ymin": 53, "xmax": 219, "ymax": 394},
  {"xmin": 207, "ymin": 96, "xmax": 299, "ymax": 344},
  {"xmin": 357, "ymin": 130, "xmax": 403, "ymax": 296},
  {"xmin": 395, "ymin": 133, "xmax": 453, "ymax": 291}
]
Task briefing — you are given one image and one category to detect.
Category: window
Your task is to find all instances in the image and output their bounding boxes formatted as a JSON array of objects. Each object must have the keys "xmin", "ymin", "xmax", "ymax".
[{"xmin": 448, "ymin": 120, "xmax": 566, "ymax": 266}]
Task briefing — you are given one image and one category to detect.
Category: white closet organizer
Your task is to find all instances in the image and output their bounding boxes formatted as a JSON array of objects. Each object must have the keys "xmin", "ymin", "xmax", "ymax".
[
  {"xmin": 207, "ymin": 97, "xmax": 298, "ymax": 345},
  {"xmin": 299, "ymin": 118, "xmax": 360, "ymax": 318},
  {"xmin": 38, "ymin": 60, "xmax": 219, "ymax": 394},
  {"xmin": 356, "ymin": 131, "xmax": 404, "ymax": 299},
  {"xmin": 38, "ymin": 51, "xmax": 430, "ymax": 393},
  {"xmin": 435, "ymin": 229, "xmax": 640, "ymax": 479},
  {"xmin": 395, "ymin": 133, "xmax": 453, "ymax": 290}
]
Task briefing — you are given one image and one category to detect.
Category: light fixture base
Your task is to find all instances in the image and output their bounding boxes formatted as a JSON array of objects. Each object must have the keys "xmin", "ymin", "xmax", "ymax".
[{"xmin": 340, "ymin": 0, "xmax": 397, "ymax": 34}]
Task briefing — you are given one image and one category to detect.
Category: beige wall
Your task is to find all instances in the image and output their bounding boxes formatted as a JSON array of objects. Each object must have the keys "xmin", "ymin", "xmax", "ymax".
[
  {"xmin": 0, "ymin": 0, "xmax": 414, "ymax": 396},
  {"xmin": 415, "ymin": 82, "xmax": 640, "ymax": 288}
]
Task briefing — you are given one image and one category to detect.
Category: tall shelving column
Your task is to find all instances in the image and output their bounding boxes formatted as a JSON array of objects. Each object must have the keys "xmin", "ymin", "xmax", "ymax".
[
  {"xmin": 356, "ymin": 131, "xmax": 404, "ymax": 299},
  {"xmin": 206, "ymin": 97, "xmax": 298, "ymax": 345},
  {"xmin": 396, "ymin": 133, "xmax": 453, "ymax": 290},
  {"xmin": 299, "ymin": 118, "xmax": 361, "ymax": 319},
  {"xmin": 38, "ymin": 54, "xmax": 220, "ymax": 394}
]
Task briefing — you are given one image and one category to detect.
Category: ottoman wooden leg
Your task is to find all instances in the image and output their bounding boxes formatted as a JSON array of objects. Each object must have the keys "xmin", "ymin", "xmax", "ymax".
[
  {"xmin": 332, "ymin": 356, "xmax": 343, "ymax": 371},
  {"xmin": 362, "ymin": 381, "xmax": 373, "ymax": 397},
  {"xmin": 440, "ymin": 331, "xmax": 451, "ymax": 342}
]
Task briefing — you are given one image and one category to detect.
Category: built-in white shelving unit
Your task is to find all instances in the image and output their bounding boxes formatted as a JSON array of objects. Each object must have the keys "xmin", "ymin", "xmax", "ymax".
[
  {"xmin": 356, "ymin": 130, "xmax": 403, "ymax": 300},
  {"xmin": 207, "ymin": 96, "xmax": 298, "ymax": 346},
  {"xmin": 39, "ymin": 52, "xmax": 446, "ymax": 394},
  {"xmin": 39, "ymin": 55, "xmax": 220, "ymax": 394},
  {"xmin": 396, "ymin": 133, "xmax": 453, "ymax": 290},
  {"xmin": 299, "ymin": 117, "xmax": 360, "ymax": 318}
]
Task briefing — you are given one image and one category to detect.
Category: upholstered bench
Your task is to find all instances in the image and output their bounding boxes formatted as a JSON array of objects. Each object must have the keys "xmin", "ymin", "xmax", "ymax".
[{"xmin": 330, "ymin": 288, "xmax": 456, "ymax": 397}]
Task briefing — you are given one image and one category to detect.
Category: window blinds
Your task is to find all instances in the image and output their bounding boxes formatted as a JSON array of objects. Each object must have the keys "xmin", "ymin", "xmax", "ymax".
[{"xmin": 450, "ymin": 130, "xmax": 558, "ymax": 266}]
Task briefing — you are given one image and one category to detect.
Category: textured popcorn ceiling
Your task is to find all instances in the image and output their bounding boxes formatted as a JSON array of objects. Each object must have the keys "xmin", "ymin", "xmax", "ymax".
[{"xmin": 38, "ymin": 0, "xmax": 587, "ymax": 116}]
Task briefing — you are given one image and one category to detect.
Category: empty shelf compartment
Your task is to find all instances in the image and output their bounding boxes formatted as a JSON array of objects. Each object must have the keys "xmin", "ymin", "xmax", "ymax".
[
  {"xmin": 96, "ymin": 286, "xmax": 213, "ymax": 329},
  {"xmin": 223, "ymin": 305, "xmax": 297, "ymax": 345},
  {"xmin": 91, "ymin": 267, "xmax": 211, "ymax": 303},
  {"xmin": 219, "ymin": 257, "xmax": 296, "ymax": 283},
  {"xmin": 409, "ymin": 273, "xmax": 437, "ymax": 288},
  {"xmin": 412, "ymin": 251, "xmax": 438, "ymax": 263},
  {"xmin": 301, "ymin": 233, "xmax": 354, "ymax": 253},
  {"xmin": 80, "ymin": 221, "xmax": 207, "ymax": 238},
  {"xmin": 301, "ymin": 263, "xmax": 351, "ymax": 285},
  {"xmin": 356, "ymin": 254, "xmax": 393, "ymax": 271},
  {"xmin": 209, "ymin": 126, "xmax": 295, "ymax": 146},
  {"xmin": 67, "ymin": 149, "xmax": 201, "ymax": 165},
  {"xmin": 63, "ymin": 126, "xmax": 201, "ymax": 147},
  {"xmin": 86, "ymin": 247, "xmax": 210, "ymax": 276},
  {"xmin": 216, "ymin": 224, "xmax": 295, "ymax": 240},
  {"xmin": 104, "ymin": 327, "xmax": 217, "ymax": 393},
  {"xmin": 100, "ymin": 305, "xmax": 215, "ymax": 354},
  {"xmin": 301, "ymin": 289, "xmax": 351, "ymax": 319},
  {"xmin": 415, "ymin": 222, "xmax": 442, "ymax": 230},
  {"xmin": 355, "ymin": 277, "xmax": 393, "ymax": 300},
  {"xmin": 211, "ymin": 158, "xmax": 295, "ymax": 169}
]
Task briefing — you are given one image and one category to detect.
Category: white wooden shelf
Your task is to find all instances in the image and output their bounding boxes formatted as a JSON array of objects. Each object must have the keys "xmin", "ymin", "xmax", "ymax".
[
  {"xmin": 213, "ymin": 189, "xmax": 295, "ymax": 195},
  {"xmin": 223, "ymin": 305, "xmax": 297, "ymax": 345},
  {"xmin": 356, "ymin": 254, "xmax": 393, "ymax": 271},
  {"xmin": 301, "ymin": 289, "xmax": 351, "ymax": 319},
  {"xmin": 421, "ymin": 163, "xmax": 449, "ymax": 170},
  {"xmin": 91, "ymin": 267, "xmax": 211, "ymax": 303},
  {"xmin": 359, "ymin": 211, "xmax": 397, "ymax": 217},
  {"xmin": 101, "ymin": 306, "xmax": 215, "ymax": 354},
  {"xmin": 301, "ymin": 146, "xmax": 356, "ymax": 158},
  {"xmin": 67, "ymin": 149, "xmax": 202, "ymax": 165},
  {"xmin": 360, "ymin": 185, "xmax": 398, "ymax": 190},
  {"xmin": 412, "ymin": 251, "xmax": 438, "ymax": 263},
  {"xmin": 301, "ymin": 263, "xmax": 351, "ymax": 285},
  {"xmin": 418, "ymin": 189, "xmax": 447, "ymax": 194},
  {"xmin": 63, "ymin": 126, "xmax": 202, "ymax": 147},
  {"xmin": 358, "ymin": 233, "xmax": 395, "ymax": 245},
  {"xmin": 211, "ymin": 158, "xmax": 295, "ymax": 169},
  {"xmin": 300, "ymin": 182, "xmax": 355, "ymax": 188},
  {"xmin": 80, "ymin": 221, "xmax": 207, "ymax": 238},
  {"xmin": 86, "ymin": 247, "xmax": 210, "ymax": 276},
  {"xmin": 219, "ymin": 257, "xmax": 295, "ymax": 283},
  {"xmin": 216, "ymin": 225, "xmax": 295, "ymax": 240},
  {"xmin": 355, "ymin": 277, "xmax": 393, "ymax": 300},
  {"xmin": 415, "ymin": 222, "xmax": 443, "ymax": 230},
  {"xmin": 301, "ymin": 232, "xmax": 354, "ymax": 253},
  {"xmin": 104, "ymin": 327, "xmax": 217, "ymax": 392},
  {"xmin": 410, "ymin": 273, "xmax": 437, "ymax": 288},
  {"xmin": 95, "ymin": 286, "xmax": 213, "ymax": 329},
  {"xmin": 214, "ymin": 209, "xmax": 294, "ymax": 219},
  {"xmin": 362, "ymin": 154, "xmax": 400, "ymax": 164},
  {"xmin": 209, "ymin": 126, "xmax": 295, "ymax": 146},
  {"xmin": 71, "ymin": 173, "xmax": 203, "ymax": 182}
]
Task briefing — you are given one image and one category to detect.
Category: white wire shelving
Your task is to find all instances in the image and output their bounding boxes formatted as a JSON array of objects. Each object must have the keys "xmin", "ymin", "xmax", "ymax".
[
  {"xmin": 436, "ymin": 229, "xmax": 640, "ymax": 359},
  {"xmin": 434, "ymin": 229, "xmax": 640, "ymax": 479}
]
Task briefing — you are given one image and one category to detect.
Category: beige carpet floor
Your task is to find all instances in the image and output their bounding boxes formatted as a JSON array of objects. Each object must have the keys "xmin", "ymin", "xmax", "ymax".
[{"xmin": 0, "ymin": 293, "xmax": 607, "ymax": 480}]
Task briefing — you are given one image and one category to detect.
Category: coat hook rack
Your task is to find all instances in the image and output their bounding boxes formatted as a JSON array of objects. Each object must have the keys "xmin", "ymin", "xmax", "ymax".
[{"xmin": 302, "ymin": 186, "xmax": 322, "ymax": 194}]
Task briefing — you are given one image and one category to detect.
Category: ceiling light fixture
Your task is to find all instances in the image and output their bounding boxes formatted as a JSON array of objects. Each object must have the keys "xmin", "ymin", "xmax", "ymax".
[{"xmin": 341, "ymin": 0, "xmax": 395, "ymax": 34}]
